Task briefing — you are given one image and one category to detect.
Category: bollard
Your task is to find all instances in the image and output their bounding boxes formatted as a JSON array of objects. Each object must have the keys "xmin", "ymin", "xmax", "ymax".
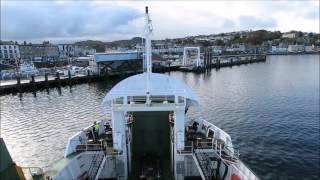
[
  {"xmin": 56, "ymin": 72, "xmax": 61, "ymax": 87},
  {"xmin": 45, "ymin": 73, "xmax": 49, "ymax": 89}
]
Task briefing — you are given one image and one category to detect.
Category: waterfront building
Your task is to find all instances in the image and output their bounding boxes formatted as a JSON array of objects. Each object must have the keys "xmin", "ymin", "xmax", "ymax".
[
  {"xmin": 288, "ymin": 45, "xmax": 305, "ymax": 53},
  {"xmin": 270, "ymin": 46, "xmax": 288, "ymax": 54},
  {"xmin": 58, "ymin": 44, "xmax": 75, "ymax": 59},
  {"xmin": 20, "ymin": 41, "xmax": 59, "ymax": 62},
  {"xmin": 74, "ymin": 45, "xmax": 96, "ymax": 57},
  {"xmin": 211, "ymin": 45, "xmax": 223, "ymax": 54},
  {"xmin": 0, "ymin": 41, "xmax": 20, "ymax": 65},
  {"xmin": 305, "ymin": 45, "xmax": 315, "ymax": 53},
  {"xmin": 58, "ymin": 44, "xmax": 95, "ymax": 59},
  {"xmin": 225, "ymin": 43, "xmax": 246, "ymax": 52}
]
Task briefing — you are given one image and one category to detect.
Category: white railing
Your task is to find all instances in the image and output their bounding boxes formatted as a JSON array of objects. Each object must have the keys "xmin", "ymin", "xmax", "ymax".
[
  {"xmin": 70, "ymin": 139, "xmax": 104, "ymax": 151},
  {"xmin": 200, "ymin": 119, "xmax": 235, "ymax": 153},
  {"xmin": 104, "ymin": 89, "xmax": 188, "ymax": 107}
]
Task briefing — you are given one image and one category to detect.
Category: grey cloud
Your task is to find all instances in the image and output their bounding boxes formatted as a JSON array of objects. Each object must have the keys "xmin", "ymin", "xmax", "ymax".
[
  {"xmin": 1, "ymin": 1, "xmax": 143, "ymax": 41},
  {"xmin": 238, "ymin": 16, "xmax": 276, "ymax": 29}
]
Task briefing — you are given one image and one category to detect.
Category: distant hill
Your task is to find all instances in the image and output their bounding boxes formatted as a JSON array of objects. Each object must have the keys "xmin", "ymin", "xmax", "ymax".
[
  {"xmin": 74, "ymin": 37, "xmax": 143, "ymax": 52},
  {"xmin": 74, "ymin": 40, "xmax": 106, "ymax": 52},
  {"xmin": 105, "ymin": 37, "xmax": 143, "ymax": 48}
]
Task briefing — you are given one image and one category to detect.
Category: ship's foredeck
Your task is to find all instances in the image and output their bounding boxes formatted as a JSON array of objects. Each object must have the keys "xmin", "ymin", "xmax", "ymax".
[{"xmin": 130, "ymin": 111, "xmax": 174, "ymax": 180}]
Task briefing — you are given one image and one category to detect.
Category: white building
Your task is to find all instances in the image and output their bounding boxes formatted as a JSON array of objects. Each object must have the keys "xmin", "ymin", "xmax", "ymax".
[
  {"xmin": 0, "ymin": 42, "xmax": 20, "ymax": 65},
  {"xmin": 288, "ymin": 45, "xmax": 305, "ymax": 53},
  {"xmin": 271, "ymin": 46, "xmax": 287, "ymax": 53},
  {"xmin": 305, "ymin": 45, "xmax": 315, "ymax": 52},
  {"xmin": 282, "ymin": 33, "xmax": 296, "ymax": 39},
  {"xmin": 225, "ymin": 44, "xmax": 246, "ymax": 52}
]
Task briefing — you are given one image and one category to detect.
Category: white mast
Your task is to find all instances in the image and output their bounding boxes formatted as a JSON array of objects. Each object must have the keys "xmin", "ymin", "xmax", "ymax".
[{"xmin": 144, "ymin": 6, "xmax": 153, "ymax": 104}]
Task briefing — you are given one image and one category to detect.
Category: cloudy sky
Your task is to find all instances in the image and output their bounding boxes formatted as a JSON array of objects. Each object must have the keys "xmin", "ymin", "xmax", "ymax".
[{"xmin": 1, "ymin": 0, "xmax": 319, "ymax": 43}]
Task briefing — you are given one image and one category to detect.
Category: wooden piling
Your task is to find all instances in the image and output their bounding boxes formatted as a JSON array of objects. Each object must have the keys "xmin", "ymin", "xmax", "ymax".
[
  {"xmin": 45, "ymin": 73, "xmax": 49, "ymax": 89},
  {"xmin": 16, "ymin": 75, "xmax": 21, "ymax": 92},
  {"xmin": 204, "ymin": 50, "xmax": 207, "ymax": 69},
  {"xmin": 207, "ymin": 51, "xmax": 210, "ymax": 69},
  {"xmin": 68, "ymin": 70, "xmax": 72, "ymax": 86},
  {"xmin": 56, "ymin": 72, "xmax": 61, "ymax": 87},
  {"xmin": 209, "ymin": 51, "xmax": 212, "ymax": 68},
  {"xmin": 216, "ymin": 59, "xmax": 220, "ymax": 68},
  {"xmin": 87, "ymin": 70, "xmax": 91, "ymax": 83},
  {"xmin": 31, "ymin": 75, "xmax": 36, "ymax": 92}
]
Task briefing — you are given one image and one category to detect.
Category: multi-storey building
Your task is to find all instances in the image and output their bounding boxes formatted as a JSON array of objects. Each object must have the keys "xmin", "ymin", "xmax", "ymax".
[
  {"xmin": 20, "ymin": 41, "xmax": 59, "ymax": 62},
  {"xmin": 0, "ymin": 41, "xmax": 20, "ymax": 65},
  {"xmin": 58, "ymin": 44, "xmax": 96, "ymax": 59},
  {"xmin": 58, "ymin": 44, "xmax": 75, "ymax": 59}
]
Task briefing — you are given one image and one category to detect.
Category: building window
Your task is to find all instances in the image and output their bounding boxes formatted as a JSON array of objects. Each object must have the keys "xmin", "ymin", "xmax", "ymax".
[{"xmin": 9, "ymin": 46, "xmax": 12, "ymax": 49}]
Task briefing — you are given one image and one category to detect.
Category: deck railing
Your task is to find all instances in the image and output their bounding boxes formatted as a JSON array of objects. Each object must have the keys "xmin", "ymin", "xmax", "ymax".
[{"xmin": 177, "ymin": 138, "xmax": 239, "ymax": 163}]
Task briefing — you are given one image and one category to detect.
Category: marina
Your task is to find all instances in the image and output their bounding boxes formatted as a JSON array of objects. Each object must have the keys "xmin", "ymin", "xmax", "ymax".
[{"xmin": 0, "ymin": 53, "xmax": 266, "ymax": 95}]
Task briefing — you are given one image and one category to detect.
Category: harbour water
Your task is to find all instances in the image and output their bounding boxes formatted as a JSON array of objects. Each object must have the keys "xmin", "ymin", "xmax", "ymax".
[{"xmin": 0, "ymin": 55, "xmax": 319, "ymax": 179}]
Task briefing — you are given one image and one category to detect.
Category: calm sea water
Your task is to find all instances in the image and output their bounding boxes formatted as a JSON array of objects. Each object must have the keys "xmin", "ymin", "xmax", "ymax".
[{"xmin": 1, "ymin": 55, "xmax": 319, "ymax": 179}]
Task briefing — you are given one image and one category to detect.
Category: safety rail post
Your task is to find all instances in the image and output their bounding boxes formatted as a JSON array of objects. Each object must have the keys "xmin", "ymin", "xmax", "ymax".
[
  {"xmin": 191, "ymin": 141, "xmax": 193, "ymax": 153},
  {"xmin": 219, "ymin": 144, "xmax": 222, "ymax": 157},
  {"xmin": 211, "ymin": 138, "xmax": 214, "ymax": 149},
  {"xmin": 215, "ymin": 140, "xmax": 217, "ymax": 152}
]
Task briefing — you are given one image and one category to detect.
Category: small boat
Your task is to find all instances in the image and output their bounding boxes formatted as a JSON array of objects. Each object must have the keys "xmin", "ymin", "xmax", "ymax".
[{"xmin": 19, "ymin": 62, "xmax": 39, "ymax": 77}]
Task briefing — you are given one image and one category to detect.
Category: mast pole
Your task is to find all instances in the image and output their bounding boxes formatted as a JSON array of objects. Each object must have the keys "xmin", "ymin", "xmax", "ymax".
[{"xmin": 145, "ymin": 6, "xmax": 153, "ymax": 104}]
